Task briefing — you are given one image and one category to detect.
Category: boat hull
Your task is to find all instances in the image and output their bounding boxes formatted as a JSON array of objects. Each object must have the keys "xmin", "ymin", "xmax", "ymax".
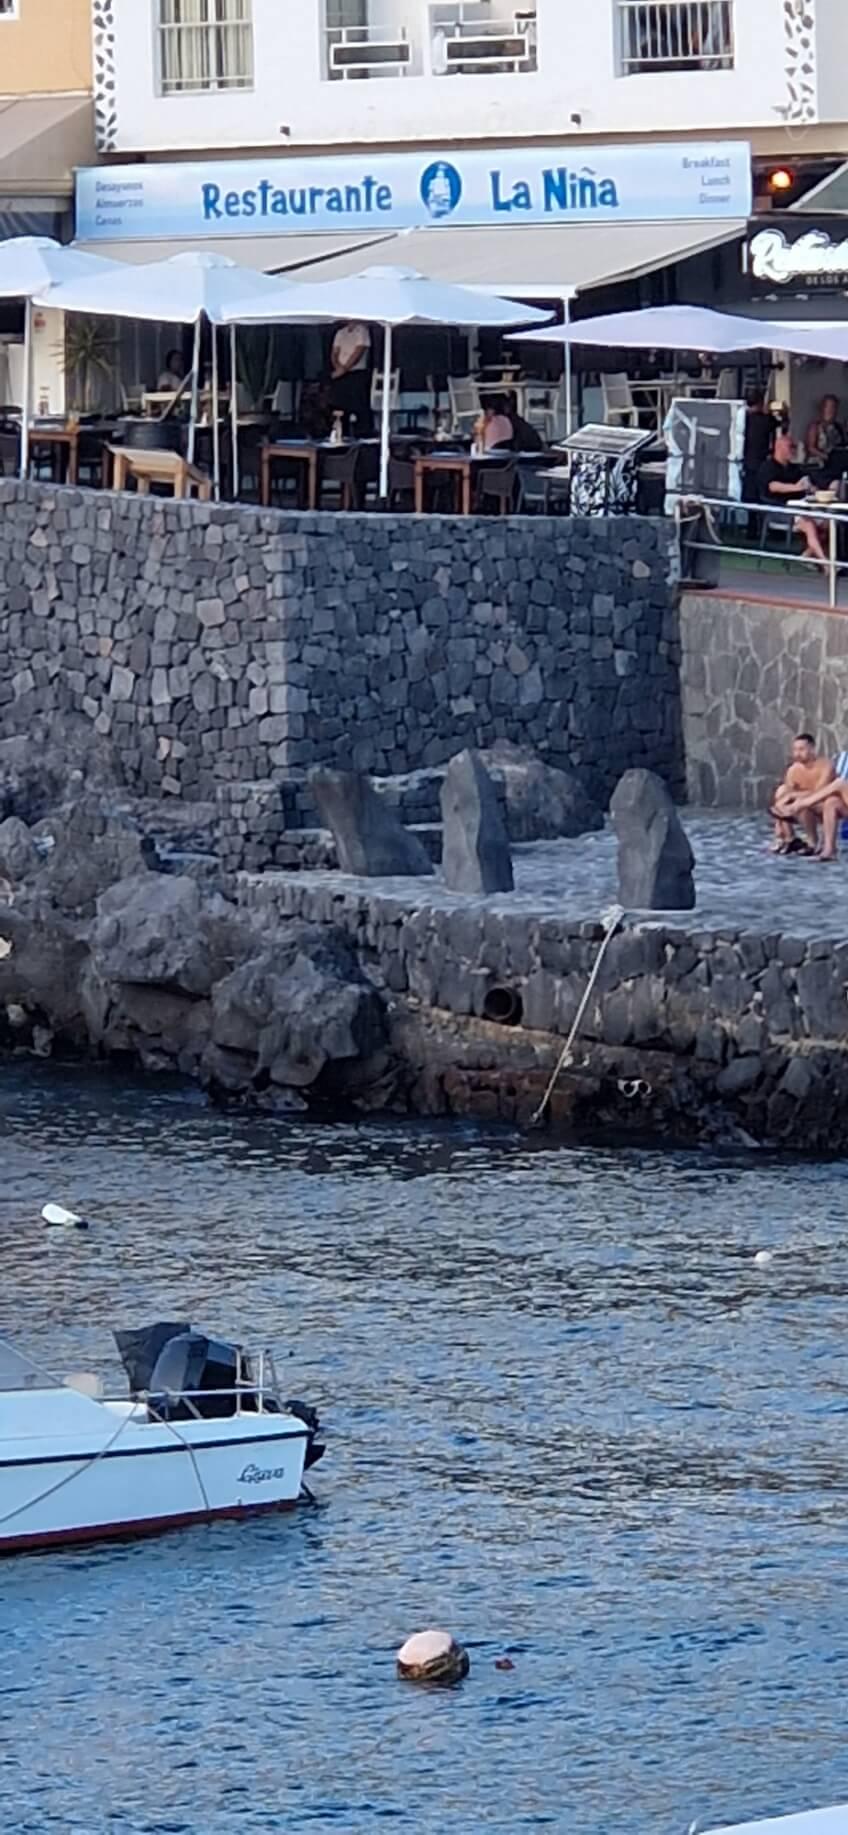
[
  {"xmin": 0, "ymin": 1407, "xmax": 310, "ymax": 1555},
  {"xmin": 0, "ymin": 1495, "xmax": 296, "ymax": 1556}
]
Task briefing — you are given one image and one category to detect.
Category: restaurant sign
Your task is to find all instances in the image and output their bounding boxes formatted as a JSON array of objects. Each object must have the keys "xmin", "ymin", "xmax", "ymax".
[
  {"xmin": 76, "ymin": 140, "xmax": 752, "ymax": 242},
  {"xmin": 747, "ymin": 215, "xmax": 848, "ymax": 292}
]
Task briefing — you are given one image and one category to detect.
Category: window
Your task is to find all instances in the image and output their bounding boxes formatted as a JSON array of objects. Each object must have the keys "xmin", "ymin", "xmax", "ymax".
[
  {"xmin": 429, "ymin": 3, "xmax": 538, "ymax": 77},
  {"xmin": 618, "ymin": 2, "xmax": 734, "ymax": 74},
  {"xmin": 0, "ymin": 2, "xmax": 20, "ymax": 17},
  {"xmin": 158, "ymin": 0, "xmax": 254, "ymax": 95},
  {"xmin": 323, "ymin": 1, "xmax": 413, "ymax": 81}
]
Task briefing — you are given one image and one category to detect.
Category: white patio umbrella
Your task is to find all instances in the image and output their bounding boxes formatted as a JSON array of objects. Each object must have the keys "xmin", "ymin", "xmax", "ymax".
[
  {"xmin": 221, "ymin": 264, "xmax": 552, "ymax": 501},
  {"xmin": 0, "ymin": 236, "xmax": 126, "ymax": 480},
  {"xmin": 38, "ymin": 250, "xmax": 297, "ymax": 499},
  {"xmin": 513, "ymin": 302, "xmax": 780, "ymax": 354}
]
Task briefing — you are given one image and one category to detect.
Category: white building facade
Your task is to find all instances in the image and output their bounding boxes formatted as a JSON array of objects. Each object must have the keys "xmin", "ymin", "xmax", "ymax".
[{"xmin": 90, "ymin": 0, "xmax": 841, "ymax": 158}]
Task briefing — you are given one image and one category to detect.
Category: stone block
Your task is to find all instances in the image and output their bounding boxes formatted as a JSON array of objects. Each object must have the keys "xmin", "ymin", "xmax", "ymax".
[
  {"xmin": 610, "ymin": 769, "xmax": 695, "ymax": 911},
  {"xmin": 440, "ymin": 749, "xmax": 513, "ymax": 896},
  {"xmin": 309, "ymin": 769, "xmax": 434, "ymax": 878}
]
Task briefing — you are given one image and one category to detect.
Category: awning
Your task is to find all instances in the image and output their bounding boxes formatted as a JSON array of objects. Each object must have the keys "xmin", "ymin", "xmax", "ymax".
[
  {"xmin": 0, "ymin": 95, "xmax": 95, "ymax": 198},
  {"xmin": 72, "ymin": 229, "xmax": 398, "ymax": 275},
  {"xmin": 268, "ymin": 219, "xmax": 747, "ymax": 296}
]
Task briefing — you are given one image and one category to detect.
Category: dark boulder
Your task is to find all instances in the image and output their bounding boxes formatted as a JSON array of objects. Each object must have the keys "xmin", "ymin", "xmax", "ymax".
[
  {"xmin": 481, "ymin": 740, "xmax": 604, "ymax": 841},
  {"xmin": 91, "ymin": 873, "xmax": 236, "ymax": 997},
  {"xmin": 610, "ymin": 769, "xmax": 695, "ymax": 911},
  {"xmin": 309, "ymin": 768, "xmax": 434, "ymax": 878},
  {"xmin": 0, "ymin": 816, "xmax": 40, "ymax": 886},
  {"xmin": 441, "ymin": 749, "xmax": 514, "ymax": 896}
]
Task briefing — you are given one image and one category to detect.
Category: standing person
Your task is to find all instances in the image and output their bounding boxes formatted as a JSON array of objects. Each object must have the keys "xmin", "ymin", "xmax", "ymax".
[
  {"xmin": 758, "ymin": 432, "xmax": 826, "ymax": 563},
  {"xmin": 329, "ymin": 321, "xmax": 373, "ymax": 435},
  {"xmin": 742, "ymin": 388, "xmax": 772, "ymax": 502}
]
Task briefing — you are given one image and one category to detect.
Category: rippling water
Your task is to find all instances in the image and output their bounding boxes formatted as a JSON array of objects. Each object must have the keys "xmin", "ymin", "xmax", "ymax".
[{"xmin": 2, "ymin": 1063, "xmax": 848, "ymax": 1835}]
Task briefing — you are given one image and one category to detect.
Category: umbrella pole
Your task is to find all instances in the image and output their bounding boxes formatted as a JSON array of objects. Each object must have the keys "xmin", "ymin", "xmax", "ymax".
[
  {"xmin": 187, "ymin": 316, "xmax": 201, "ymax": 466},
  {"xmin": 229, "ymin": 323, "xmax": 239, "ymax": 501},
  {"xmin": 379, "ymin": 321, "xmax": 392, "ymax": 503},
  {"xmin": 19, "ymin": 295, "xmax": 32, "ymax": 481},
  {"xmin": 563, "ymin": 293, "xmax": 573, "ymax": 439},
  {"xmin": 211, "ymin": 322, "xmax": 221, "ymax": 502}
]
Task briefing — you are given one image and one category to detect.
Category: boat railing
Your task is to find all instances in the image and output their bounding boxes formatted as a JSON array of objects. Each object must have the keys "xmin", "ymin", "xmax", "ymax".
[{"xmin": 104, "ymin": 1347, "xmax": 282, "ymax": 1422}]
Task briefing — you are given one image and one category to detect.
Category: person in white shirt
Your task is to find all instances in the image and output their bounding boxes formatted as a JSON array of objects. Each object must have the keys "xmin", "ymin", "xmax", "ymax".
[
  {"xmin": 329, "ymin": 321, "xmax": 373, "ymax": 435},
  {"xmin": 157, "ymin": 348, "xmax": 186, "ymax": 393}
]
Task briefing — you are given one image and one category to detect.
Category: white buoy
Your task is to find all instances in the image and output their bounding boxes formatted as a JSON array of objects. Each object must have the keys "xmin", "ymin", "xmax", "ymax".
[
  {"xmin": 42, "ymin": 1203, "xmax": 89, "ymax": 1232},
  {"xmin": 753, "ymin": 1249, "xmax": 774, "ymax": 1267},
  {"xmin": 396, "ymin": 1629, "xmax": 469, "ymax": 1685}
]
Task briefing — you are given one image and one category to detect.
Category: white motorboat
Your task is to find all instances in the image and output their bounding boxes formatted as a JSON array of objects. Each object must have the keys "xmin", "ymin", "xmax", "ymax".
[
  {"xmin": 0, "ymin": 1322, "xmax": 324, "ymax": 1555},
  {"xmin": 701, "ymin": 1808, "xmax": 848, "ymax": 1835}
]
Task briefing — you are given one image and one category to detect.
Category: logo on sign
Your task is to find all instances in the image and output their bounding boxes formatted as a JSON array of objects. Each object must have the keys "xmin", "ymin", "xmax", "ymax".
[
  {"xmin": 750, "ymin": 227, "xmax": 848, "ymax": 286},
  {"xmin": 420, "ymin": 160, "xmax": 463, "ymax": 220}
]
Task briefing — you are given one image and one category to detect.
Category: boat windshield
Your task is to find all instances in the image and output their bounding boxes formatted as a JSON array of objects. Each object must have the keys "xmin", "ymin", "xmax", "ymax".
[{"xmin": 0, "ymin": 1337, "xmax": 60, "ymax": 1391}]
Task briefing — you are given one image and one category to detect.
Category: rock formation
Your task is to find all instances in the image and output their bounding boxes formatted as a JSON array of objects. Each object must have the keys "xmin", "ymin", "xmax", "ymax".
[
  {"xmin": 0, "ymin": 789, "xmax": 391, "ymax": 1109},
  {"xmin": 481, "ymin": 740, "xmax": 604, "ymax": 841},
  {"xmin": 441, "ymin": 749, "xmax": 514, "ymax": 895},
  {"xmin": 610, "ymin": 768, "xmax": 696, "ymax": 911},
  {"xmin": 309, "ymin": 768, "xmax": 434, "ymax": 878}
]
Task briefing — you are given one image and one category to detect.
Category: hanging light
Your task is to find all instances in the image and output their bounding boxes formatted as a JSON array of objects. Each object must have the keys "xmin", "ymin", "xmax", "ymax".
[{"xmin": 768, "ymin": 167, "xmax": 795, "ymax": 195}]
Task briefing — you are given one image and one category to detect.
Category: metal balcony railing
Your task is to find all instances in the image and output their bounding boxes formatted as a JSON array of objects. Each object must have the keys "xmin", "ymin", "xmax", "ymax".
[
  {"xmin": 325, "ymin": 22, "xmax": 414, "ymax": 80},
  {"xmin": 618, "ymin": 1, "xmax": 734, "ymax": 74},
  {"xmin": 429, "ymin": 3, "xmax": 538, "ymax": 74}
]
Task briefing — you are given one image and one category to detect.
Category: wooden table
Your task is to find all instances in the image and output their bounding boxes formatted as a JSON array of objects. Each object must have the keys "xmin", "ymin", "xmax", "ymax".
[
  {"xmin": 29, "ymin": 423, "xmax": 79, "ymax": 485},
  {"xmin": 261, "ymin": 440, "xmax": 319, "ymax": 510},
  {"xmin": 108, "ymin": 445, "xmax": 211, "ymax": 500},
  {"xmin": 414, "ymin": 451, "xmax": 504, "ymax": 515}
]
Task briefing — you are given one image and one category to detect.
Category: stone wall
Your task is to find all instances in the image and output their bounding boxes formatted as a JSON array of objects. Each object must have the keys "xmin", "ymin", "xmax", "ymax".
[
  {"xmin": 681, "ymin": 592, "xmax": 848, "ymax": 808},
  {"xmin": 0, "ymin": 481, "xmax": 684, "ymax": 803},
  {"xmin": 241, "ymin": 869, "xmax": 848, "ymax": 1144}
]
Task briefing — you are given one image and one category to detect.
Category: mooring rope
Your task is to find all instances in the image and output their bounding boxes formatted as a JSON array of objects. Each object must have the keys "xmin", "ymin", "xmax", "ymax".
[{"xmin": 529, "ymin": 903, "xmax": 624, "ymax": 1127}]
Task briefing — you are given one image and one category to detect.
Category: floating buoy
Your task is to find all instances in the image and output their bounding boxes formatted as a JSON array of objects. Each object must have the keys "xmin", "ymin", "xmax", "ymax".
[
  {"xmin": 42, "ymin": 1203, "xmax": 89, "ymax": 1233},
  {"xmin": 396, "ymin": 1629, "xmax": 469, "ymax": 1686},
  {"xmin": 753, "ymin": 1249, "xmax": 774, "ymax": 1267},
  {"xmin": 494, "ymin": 1656, "xmax": 515, "ymax": 1672}
]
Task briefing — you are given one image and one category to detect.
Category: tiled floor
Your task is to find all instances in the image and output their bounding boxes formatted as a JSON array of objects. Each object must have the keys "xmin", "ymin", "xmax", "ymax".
[{"xmin": 277, "ymin": 811, "xmax": 848, "ymax": 942}]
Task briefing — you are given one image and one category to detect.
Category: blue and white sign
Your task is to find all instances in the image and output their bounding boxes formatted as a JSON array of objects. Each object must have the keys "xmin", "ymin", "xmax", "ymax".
[{"xmin": 76, "ymin": 141, "xmax": 751, "ymax": 242}]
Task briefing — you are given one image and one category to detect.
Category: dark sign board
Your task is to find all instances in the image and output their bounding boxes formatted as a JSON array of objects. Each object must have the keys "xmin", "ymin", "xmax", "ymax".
[{"xmin": 745, "ymin": 213, "xmax": 848, "ymax": 294}]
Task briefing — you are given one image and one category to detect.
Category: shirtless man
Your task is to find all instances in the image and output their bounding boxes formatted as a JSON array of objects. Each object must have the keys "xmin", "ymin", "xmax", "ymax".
[
  {"xmin": 770, "ymin": 733, "xmax": 835, "ymax": 855},
  {"xmin": 782, "ymin": 763, "xmax": 848, "ymax": 861}
]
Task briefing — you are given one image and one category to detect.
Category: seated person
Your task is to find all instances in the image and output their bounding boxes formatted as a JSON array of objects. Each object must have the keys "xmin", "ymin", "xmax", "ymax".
[
  {"xmin": 781, "ymin": 767, "xmax": 848, "ymax": 862},
  {"xmin": 477, "ymin": 397, "xmax": 514, "ymax": 451},
  {"xmin": 507, "ymin": 411, "xmax": 544, "ymax": 452},
  {"xmin": 770, "ymin": 732, "xmax": 835, "ymax": 855},
  {"xmin": 806, "ymin": 393, "xmax": 845, "ymax": 467},
  {"xmin": 759, "ymin": 432, "xmax": 826, "ymax": 564},
  {"xmin": 157, "ymin": 348, "xmax": 186, "ymax": 393}
]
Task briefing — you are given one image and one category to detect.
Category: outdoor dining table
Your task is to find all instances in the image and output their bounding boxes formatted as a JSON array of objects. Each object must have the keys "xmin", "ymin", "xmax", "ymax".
[
  {"xmin": 29, "ymin": 420, "xmax": 81, "ymax": 485},
  {"xmin": 108, "ymin": 444, "xmax": 212, "ymax": 501},
  {"xmin": 261, "ymin": 438, "xmax": 321, "ymax": 510},
  {"xmin": 413, "ymin": 449, "xmax": 509, "ymax": 515}
]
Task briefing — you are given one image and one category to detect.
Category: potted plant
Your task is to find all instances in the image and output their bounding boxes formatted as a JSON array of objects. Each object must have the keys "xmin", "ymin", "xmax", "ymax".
[{"xmin": 61, "ymin": 314, "xmax": 121, "ymax": 415}]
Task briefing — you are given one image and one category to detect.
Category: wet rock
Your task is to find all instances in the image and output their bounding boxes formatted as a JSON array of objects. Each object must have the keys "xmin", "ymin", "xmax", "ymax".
[
  {"xmin": 481, "ymin": 740, "xmax": 604, "ymax": 841},
  {"xmin": 716, "ymin": 1054, "xmax": 762, "ymax": 1096},
  {"xmin": 211, "ymin": 932, "xmax": 385, "ymax": 1092},
  {"xmin": 0, "ymin": 715, "xmax": 121, "ymax": 825},
  {"xmin": 396, "ymin": 1630, "xmax": 470, "ymax": 1685},
  {"xmin": 310, "ymin": 769, "xmax": 434, "ymax": 878},
  {"xmin": 0, "ymin": 816, "xmax": 39, "ymax": 885},
  {"xmin": 441, "ymin": 750, "xmax": 514, "ymax": 896},
  {"xmin": 91, "ymin": 874, "xmax": 235, "ymax": 997},
  {"xmin": 610, "ymin": 769, "xmax": 695, "ymax": 911}
]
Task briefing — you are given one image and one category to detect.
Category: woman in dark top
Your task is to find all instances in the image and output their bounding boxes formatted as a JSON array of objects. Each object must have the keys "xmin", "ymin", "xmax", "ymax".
[{"xmin": 806, "ymin": 393, "xmax": 845, "ymax": 467}]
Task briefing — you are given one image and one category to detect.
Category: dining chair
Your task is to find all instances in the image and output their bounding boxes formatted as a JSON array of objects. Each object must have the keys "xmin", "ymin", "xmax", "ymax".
[
  {"xmin": 319, "ymin": 443, "xmax": 362, "ymax": 511},
  {"xmin": 476, "ymin": 459, "xmax": 518, "ymax": 516},
  {"xmin": 371, "ymin": 369, "xmax": 400, "ymax": 419},
  {"xmin": 448, "ymin": 375, "xmax": 482, "ymax": 438},
  {"xmin": 388, "ymin": 455, "xmax": 415, "ymax": 509},
  {"xmin": 601, "ymin": 373, "xmax": 639, "ymax": 427}
]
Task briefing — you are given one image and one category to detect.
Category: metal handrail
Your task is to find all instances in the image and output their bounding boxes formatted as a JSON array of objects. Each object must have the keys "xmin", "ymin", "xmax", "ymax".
[{"xmin": 673, "ymin": 491, "xmax": 847, "ymax": 606}]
